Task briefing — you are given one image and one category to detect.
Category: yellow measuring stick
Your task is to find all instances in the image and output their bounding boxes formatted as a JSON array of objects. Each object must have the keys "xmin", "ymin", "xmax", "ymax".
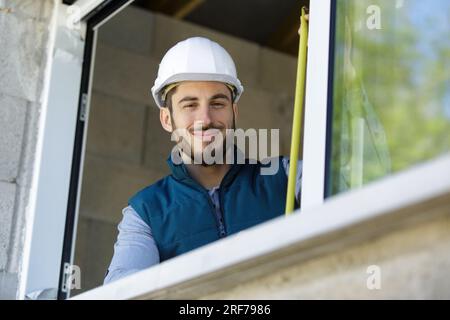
[{"xmin": 285, "ymin": 7, "xmax": 309, "ymax": 215}]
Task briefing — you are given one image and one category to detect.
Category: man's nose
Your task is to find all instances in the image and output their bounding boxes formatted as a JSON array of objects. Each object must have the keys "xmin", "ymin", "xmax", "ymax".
[{"xmin": 196, "ymin": 104, "xmax": 212, "ymax": 127}]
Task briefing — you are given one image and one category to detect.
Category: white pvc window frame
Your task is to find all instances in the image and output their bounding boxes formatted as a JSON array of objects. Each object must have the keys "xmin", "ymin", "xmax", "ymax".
[
  {"xmin": 61, "ymin": 0, "xmax": 134, "ymax": 300},
  {"xmin": 18, "ymin": 2, "xmax": 88, "ymax": 300},
  {"xmin": 301, "ymin": 0, "xmax": 333, "ymax": 210},
  {"xmin": 18, "ymin": 0, "xmax": 135, "ymax": 300}
]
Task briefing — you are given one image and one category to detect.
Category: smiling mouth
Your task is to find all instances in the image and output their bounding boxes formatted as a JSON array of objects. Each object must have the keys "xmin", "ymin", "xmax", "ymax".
[{"xmin": 191, "ymin": 129, "xmax": 218, "ymax": 137}]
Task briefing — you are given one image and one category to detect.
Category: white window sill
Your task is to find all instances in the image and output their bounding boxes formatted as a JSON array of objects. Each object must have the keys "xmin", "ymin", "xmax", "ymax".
[{"xmin": 72, "ymin": 153, "xmax": 450, "ymax": 300}]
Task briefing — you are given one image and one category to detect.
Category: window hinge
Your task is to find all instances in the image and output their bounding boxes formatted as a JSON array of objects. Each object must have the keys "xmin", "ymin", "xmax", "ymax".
[
  {"xmin": 61, "ymin": 262, "xmax": 72, "ymax": 293},
  {"xmin": 79, "ymin": 93, "xmax": 88, "ymax": 122},
  {"xmin": 61, "ymin": 262, "xmax": 81, "ymax": 294}
]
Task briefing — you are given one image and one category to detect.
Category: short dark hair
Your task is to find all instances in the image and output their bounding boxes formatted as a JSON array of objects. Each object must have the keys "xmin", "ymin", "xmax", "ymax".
[{"xmin": 163, "ymin": 86, "xmax": 178, "ymax": 114}]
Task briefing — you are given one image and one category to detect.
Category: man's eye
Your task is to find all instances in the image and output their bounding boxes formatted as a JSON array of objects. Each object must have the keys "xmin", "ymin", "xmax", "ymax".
[
  {"xmin": 211, "ymin": 103, "xmax": 225, "ymax": 108},
  {"xmin": 184, "ymin": 104, "xmax": 196, "ymax": 109}
]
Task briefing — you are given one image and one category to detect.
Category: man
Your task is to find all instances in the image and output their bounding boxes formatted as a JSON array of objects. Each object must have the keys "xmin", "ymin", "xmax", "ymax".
[{"xmin": 104, "ymin": 37, "xmax": 302, "ymax": 284}]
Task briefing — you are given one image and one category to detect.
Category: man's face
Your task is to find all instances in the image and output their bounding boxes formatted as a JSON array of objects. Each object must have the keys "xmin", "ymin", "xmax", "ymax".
[{"xmin": 160, "ymin": 81, "xmax": 238, "ymax": 163}]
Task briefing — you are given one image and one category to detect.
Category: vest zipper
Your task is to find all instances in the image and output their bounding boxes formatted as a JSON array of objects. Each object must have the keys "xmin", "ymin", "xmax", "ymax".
[
  {"xmin": 204, "ymin": 190, "xmax": 227, "ymax": 238},
  {"xmin": 218, "ymin": 188, "xmax": 227, "ymax": 237}
]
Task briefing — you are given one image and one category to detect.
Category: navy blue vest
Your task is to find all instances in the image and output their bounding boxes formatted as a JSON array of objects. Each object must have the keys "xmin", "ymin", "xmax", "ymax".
[{"xmin": 129, "ymin": 153, "xmax": 292, "ymax": 262}]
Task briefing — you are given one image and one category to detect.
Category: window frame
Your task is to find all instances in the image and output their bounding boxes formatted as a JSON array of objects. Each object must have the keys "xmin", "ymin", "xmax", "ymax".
[
  {"xmin": 18, "ymin": 0, "xmax": 132, "ymax": 300},
  {"xmin": 20, "ymin": 0, "xmax": 450, "ymax": 300},
  {"xmin": 322, "ymin": 0, "xmax": 450, "ymax": 198},
  {"xmin": 300, "ymin": 0, "xmax": 335, "ymax": 209},
  {"xmin": 56, "ymin": 0, "xmax": 134, "ymax": 301},
  {"xmin": 17, "ymin": 2, "xmax": 88, "ymax": 300}
]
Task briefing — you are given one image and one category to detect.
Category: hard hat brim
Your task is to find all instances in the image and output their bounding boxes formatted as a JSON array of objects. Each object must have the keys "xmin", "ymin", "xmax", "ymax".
[{"xmin": 152, "ymin": 73, "xmax": 244, "ymax": 108}]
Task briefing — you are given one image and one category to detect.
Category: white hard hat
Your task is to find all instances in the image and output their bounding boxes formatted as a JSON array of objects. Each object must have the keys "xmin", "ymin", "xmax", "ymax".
[{"xmin": 151, "ymin": 37, "xmax": 244, "ymax": 108}]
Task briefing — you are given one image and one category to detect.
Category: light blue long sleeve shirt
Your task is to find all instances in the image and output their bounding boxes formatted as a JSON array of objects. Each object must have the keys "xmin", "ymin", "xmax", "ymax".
[{"xmin": 104, "ymin": 157, "xmax": 302, "ymax": 284}]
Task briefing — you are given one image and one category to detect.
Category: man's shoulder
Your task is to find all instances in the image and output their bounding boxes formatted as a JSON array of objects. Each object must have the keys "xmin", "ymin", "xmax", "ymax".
[
  {"xmin": 130, "ymin": 174, "xmax": 173, "ymax": 202},
  {"xmin": 128, "ymin": 174, "xmax": 177, "ymax": 223}
]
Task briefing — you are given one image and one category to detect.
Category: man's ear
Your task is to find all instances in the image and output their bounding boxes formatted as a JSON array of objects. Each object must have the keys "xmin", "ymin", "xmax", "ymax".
[{"xmin": 160, "ymin": 107, "xmax": 173, "ymax": 133}]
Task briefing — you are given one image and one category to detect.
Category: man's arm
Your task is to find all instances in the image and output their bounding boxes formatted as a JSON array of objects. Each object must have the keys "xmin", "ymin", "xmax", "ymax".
[{"xmin": 104, "ymin": 206, "xmax": 160, "ymax": 285}]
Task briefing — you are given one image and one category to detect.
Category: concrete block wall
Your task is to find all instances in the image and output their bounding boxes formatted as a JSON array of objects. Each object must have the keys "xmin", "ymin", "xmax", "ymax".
[
  {"xmin": 72, "ymin": 5, "xmax": 298, "ymax": 294},
  {"xmin": 0, "ymin": 0, "xmax": 56, "ymax": 299}
]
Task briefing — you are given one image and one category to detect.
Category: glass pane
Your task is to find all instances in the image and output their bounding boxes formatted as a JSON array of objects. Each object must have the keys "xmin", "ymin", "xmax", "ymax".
[{"xmin": 328, "ymin": 0, "xmax": 450, "ymax": 195}]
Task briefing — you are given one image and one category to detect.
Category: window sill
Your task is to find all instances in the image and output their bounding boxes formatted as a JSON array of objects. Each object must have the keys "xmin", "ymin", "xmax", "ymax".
[{"xmin": 72, "ymin": 153, "xmax": 450, "ymax": 300}]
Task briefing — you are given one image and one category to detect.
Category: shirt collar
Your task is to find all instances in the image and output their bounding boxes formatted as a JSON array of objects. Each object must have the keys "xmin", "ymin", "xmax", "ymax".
[{"xmin": 166, "ymin": 146, "xmax": 245, "ymax": 191}]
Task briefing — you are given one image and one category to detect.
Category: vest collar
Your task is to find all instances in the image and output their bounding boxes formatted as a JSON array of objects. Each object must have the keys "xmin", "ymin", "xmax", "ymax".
[{"xmin": 166, "ymin": 147, "xmax": 245, "ymax": 191}]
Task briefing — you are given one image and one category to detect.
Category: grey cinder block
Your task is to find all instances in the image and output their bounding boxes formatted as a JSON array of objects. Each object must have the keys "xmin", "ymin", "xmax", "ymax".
[
  {"xmin": 93, "ymin": 44, "xmax": 159, "ymax": 105},
  {"xmin": 86, "ymin": 91, "xmax": 147, "ymax": 165},
  {"xmin": 0, "ymin": 181, "xmax": 16, "ymax": 270},
  {"xmin": 0, "ymin": 94, "xmax": 27, "ymax": 182},
  {"xmin": 98, "ymin": 5, "xmax": 155, "ymax": 56}
]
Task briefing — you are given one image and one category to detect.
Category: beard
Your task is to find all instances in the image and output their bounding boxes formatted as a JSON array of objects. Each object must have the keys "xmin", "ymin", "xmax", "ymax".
[{"xmin": 172, "ymin": 116, "xmax": 236, "ymax": 166}]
